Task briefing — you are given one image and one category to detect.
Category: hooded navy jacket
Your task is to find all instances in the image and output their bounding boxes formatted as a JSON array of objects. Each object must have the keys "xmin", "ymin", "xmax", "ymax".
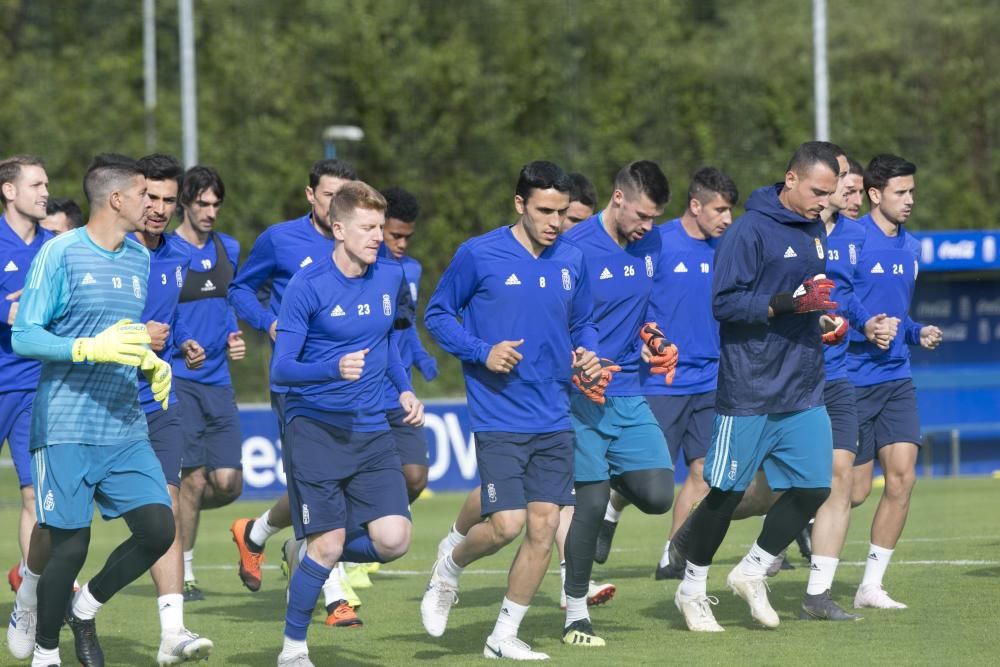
[{"xmin": 712, "ymin": 184, "xmax": 828, "ymax": 416}]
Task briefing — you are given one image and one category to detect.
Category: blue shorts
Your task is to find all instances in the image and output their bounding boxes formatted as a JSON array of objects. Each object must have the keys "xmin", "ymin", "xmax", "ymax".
[
  {"xmin": 32, "ymin": 440, "xmax": 171, "ymax": 530},
  {"xmin": 270, "ymin": 391, "xmax": 287, "ymax": 440},
  {"xmin": 146, "ymin": 407, "xmax": 184, "ymax": 487},
  {"xmin": 176, "ymin": 379, "xmax": 242, "ymax": 471},
  {"xmin": 474, "ymin": 430, "xmax": 575, "ymax": 515},
  {"xmin": 824, "ymin": 379, "xmax": 859, "ymax": 455},
  {"xmin": 647, "ymin": 392, "xmax": 716, "ymax": 465},
  {"xmin": 571, "ymin": 394, "xmax": 673, "ymax": 482},
  {"xmin": 387, "ymin": 407, "xmax": 429, "ymax": 466},
  {"xmin": 704, "ymin": 407, "xmax": 833, "ymax": 492},
  {"xmin": 283, "ymin": 416, "xmax": 410, "ymax": 540},
  {"xmin": 854, "ymin": 378, "xmax": 921, "ymax": 466},
  {"xmin": 0, "ymin": 390, "xmax": 34, "ymax": 488}
]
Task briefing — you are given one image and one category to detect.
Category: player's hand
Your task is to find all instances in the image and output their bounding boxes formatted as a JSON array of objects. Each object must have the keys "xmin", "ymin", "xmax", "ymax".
[
  {"xmin": 820, "ymin": 313, "xmax": 848, "ymax": 345},
  {"xmin": 863, "ymin": 313, "xmax": 899, "ymax": 351},
  {"xmin": 416, "ymin": 356, "xmax": 439, "ymax": 382},
  {"xmin": 640, "ymin": 322, "xmax": 679, "ymax": 385},
  {"xmin": 486, "ymin": 339, "xmax": 524, "ymax": 374},
  {"xmin": 269, "ymin": 320, "xmax": 278, "ymax": 342},
  {"xmin": 145, "ymin": 320, "xmax": 170, "ymax": 352},
  {"xmin": 919, "ymin": 325, "xmax": 943, "ymax": 350},
  {"xmin": 227, "ymin": 330, "xmax": 246, "ymax": 361},
  {"xmin": 72, "ymin": 319, "xmax": 151, "ymax": 366},
  {"xmin": 399, "ymin": 390, "xmax": 425, "ymax": 426},
  {"xmin": 180, "ymin": 339, "xmax": 205, "ymax": 369},
  {"xmin": 571, "ymin": 352, "xmax": 620, "ymax": 405},
  {"xmin": 5, "ymin": 289, "xmax": 21, "ymax": 325},
  {"xmin": 140, "ymin": 349, "xmax": 172, "ymax": 410},
  {"xmin": 770, "ymin": 274, "xmax": 837, "ymax": 315},
  {"xmin": 339, "ymin": 348, "xmax": 368, "ymax": 381}
]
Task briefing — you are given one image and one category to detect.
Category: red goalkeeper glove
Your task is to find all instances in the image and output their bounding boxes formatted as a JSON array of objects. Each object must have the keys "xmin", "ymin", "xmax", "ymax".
[
  {"xmin": 770, "ymin": 274, "xmax": 837, "ymax": 315},
  {"xmin": 640, "ymin": 322, "xmax": 679, "ymax": 385},
  {"xmin": 572, "ymin": 358, "xmax": 621, "ymax": 405},
  {"xmin": 820, "ymin": 313, "xmax": 848, "ymax": 345}
]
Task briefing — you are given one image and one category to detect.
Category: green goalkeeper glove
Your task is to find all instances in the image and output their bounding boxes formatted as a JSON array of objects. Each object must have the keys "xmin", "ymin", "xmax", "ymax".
[
  {"xmin": 71, "ymin": 319, "xmax": 151, "ymax": 366},
  {"xmin": 141, "ymin": 349, "xmax": 172, "ymax": 410}
]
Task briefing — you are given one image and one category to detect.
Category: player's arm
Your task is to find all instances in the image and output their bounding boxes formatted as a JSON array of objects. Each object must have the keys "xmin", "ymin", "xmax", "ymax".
[
  {"xmin": 424, "ymin": 244, "xmax": 492, "ymax": 365},
  {"xmin": 11, "ymin": 250, "xmax": 74, "ymax": 360},
  {"xmin": 711, "ymin": 223, "xmax": 771, "ymax": 325},
  {"xmin": 270, "ymin": 276, "xmax": 341, "ymax": 385},
  {"xmin": 406, "ymin": 325, "xmax": 438, "ymax": 381},
  {"xmin": 227, "ymin": 232, "xmax": 278, "ymax": 336},
  {"xmin": 386, "ymin": 329, "xmax": 414, "ymax": 394}
]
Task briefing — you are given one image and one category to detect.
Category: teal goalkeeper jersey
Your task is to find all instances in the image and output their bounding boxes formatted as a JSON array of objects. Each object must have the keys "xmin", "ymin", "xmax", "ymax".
[{"xmin": 12, "ymin": 228, "xmax": 151, "ymax": 449}]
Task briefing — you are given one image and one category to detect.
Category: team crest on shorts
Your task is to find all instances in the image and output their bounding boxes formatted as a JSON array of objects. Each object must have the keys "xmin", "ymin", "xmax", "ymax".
[
  {"xmin": 487, "ymin": 483, "xmax": 497, "ymax": 503},
  {"xmin": 849, "ymin": 244, "xmax": 857, "ymax": 265},
  {"xmin": 645, "ymin": 255, "xmax": 654, "ymax": 277},
  {"xmin": 814, "ymin": 238, "xmax": 824, "ymax": 259},
  {"xmin": 561, "ymin": 268, "xmax": 571, "ymax": 291},
  {"xmin": 382, "ymin": 293, "xmax": 392, "ymax": 316},
  {"xmin": 43, "ymin": 490, "xmax": 55, "ymax": 512},
  {"xmin": 728, "ymin": 460, "xmax": 738, "ymax": 481},
  {"xmin": 302, "ymin": 504, "xmax": 310, "ymax": 525},
  {"xmin": 132, "ymin": 275, "xmax": 143, "ymax": 299}
]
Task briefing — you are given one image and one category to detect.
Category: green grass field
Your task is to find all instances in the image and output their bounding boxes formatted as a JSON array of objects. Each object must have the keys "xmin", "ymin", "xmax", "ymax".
[{"xmin": 1, "ymin": 464, "xmax": 998, "ymax": 666}]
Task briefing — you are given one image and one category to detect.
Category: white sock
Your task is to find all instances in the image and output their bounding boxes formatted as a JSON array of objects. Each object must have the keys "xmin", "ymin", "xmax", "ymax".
[
  {"xmin": 72, "ymin": 583, "xmax": 103, "ymax": 620},
  {"xmin": 678, "ymin": 561, "xmax": 709, "ymax": 597},
  {"xmin": 16, "ymin": 565, "xmax": 40, "ymax": 609},
  {"xmin": 739, "ymin": 542, "xmax": 777, "ymax": 578},
  {"xmin": 806, "ymin": 555, "xmax": 839, "ymax": 595},
  {"xmin": 444, "ymin": 523, "xmax": 466, "ymax": 551},
  {"xmin": 323, "ymin": 567, "xmax": 347, "ymax": 606},
  {"xmin": 492, "ymin": 597, "xmax": 528, "ymax": 640},
  {"xmin": 248, "ymin": 510, "xmax": 280, "ymax": 548},
  {"xmin": 861, "ymin": 544, "xmax": 894, "ymax": 588},
  {"xmin": 280, "ymin": 637, "xmax": 308, "ymax": 658},
  {"xmin": 33, "ymin": 645, "xmax": 60, "ymax": 665},
  {"xmin": 157, "ymin": 594, "xmax": 184, "ymax": 638},
  {"xmin": 559, "ymin": 561, "xmax": 566, "ymax": 590},
  {"xmin": 564, "ymin": 595, "xmax": 588, "ymax": 625},
  {"xmin": 436, "ymin": 553, "xmax": 464, "ymax": 585},
  {"xmin": 658, "ymin": 540, "xmax": 672, "ymax": 569},
  {"xmin": 183, "ymin": 550, "xmax": 195, "ymax": 582},
  {"xmin": 603, "ymin": 500, "xmax": 622, "ymax": 523}
]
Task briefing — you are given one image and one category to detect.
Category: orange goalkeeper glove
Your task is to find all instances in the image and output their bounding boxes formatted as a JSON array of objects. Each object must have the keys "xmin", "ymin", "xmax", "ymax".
[
  {"xmin": 640, "ymin": 321, "xmax": 679, "ymax": 385},
  {"xmin": 572, "ymin": 358, "xmax": 621, "ymax": 405}
]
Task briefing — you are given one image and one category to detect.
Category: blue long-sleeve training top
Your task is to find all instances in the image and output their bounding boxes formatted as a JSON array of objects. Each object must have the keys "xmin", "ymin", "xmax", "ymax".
[
  {"xmin": 0, "ymin": 216, "xmax": 53, "ymax": 393},
  {"xmin": 273, "ymin": 255, "xmax": 411, "ymax": 432},
  {"xmin": 822, "ymin": 214, "xmax": 872, "ymax": 381},
  {"xmin": 711, "ymin": 184, "xmax": 827, "ymax": 416},
  {"xmin": 561, "ymin": 214, "xmax": 660, "ymax": 397},
  {"xmin": 846, "ymin": 214, "xmax": 925, "ymax": 387},
  {"xmin": 640, "ymin": 218, "xmax": 719, "ymax": 395},
  {"xmin": 169, "ymin": 231, "xmax": 240, "ymax": 387},
  {"xmin": 383, "ymin": 254, "xmax": 437, "ymax": 410},
  {"xmin": 424, "ymin": 225, "xmax": 598, "ymax": 433}
]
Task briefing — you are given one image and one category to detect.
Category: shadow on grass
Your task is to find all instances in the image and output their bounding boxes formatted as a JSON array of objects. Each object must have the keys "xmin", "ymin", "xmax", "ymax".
[
  {"xmin": 227, "ymin": 644, "xmax": 385, "ymax": 666},
  {"xmin": 965, "ymin": 566, "xmax": 1000, "ymax": 577}
]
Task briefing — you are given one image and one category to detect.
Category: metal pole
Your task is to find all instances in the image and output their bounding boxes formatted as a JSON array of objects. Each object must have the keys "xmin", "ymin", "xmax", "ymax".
[
  {"xmin": 950, "ymin": 429, "xmax": 961, "ymax": 478},
  {"xmin": 143, "ymin": 0, "xmax": 157, "ymax": 151},
  {"xmin": 178, "ymin": 0, "xmax": 198, "ymax": 166},
  {"xmin": 812, "ymin": 0, "xmax": 829, "ymax": 141}
]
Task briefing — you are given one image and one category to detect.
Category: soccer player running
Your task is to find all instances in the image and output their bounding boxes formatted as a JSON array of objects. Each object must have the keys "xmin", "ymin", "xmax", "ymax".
[
  {"xmin": 559, "ymin": 160, "xmax": 676, "ymax": 647},
  {"xmin": 2, "ymin": 155, "xmax": 54, "ymax": 661},
  {"xmin": 227, "ymin": 160, "xmax": 360, "ymax": 622},
  {"xmin": 131, "ymin": 153, "xmax": 214, "ymax": 662},
  {"xmin": 170, "ymin": 166, "xmax": 245, "ymax": 602},
  {"xmin": 673, "ymin": 141, "xmax": 842, "ymax": 632},
  {"xmin": 12, "ymin": 154, "xmax": 175, "ymax": 667},
  {"xmin": 420, "ymin": 161, "xmax": 601, "ymax": 660},
  {"xmin": 274, "ymin": 182, "xmax": 422, "ymax": 667},
  {"xmin": 847, "ymin": 154, "xmax": 942, "ymax": 610}
]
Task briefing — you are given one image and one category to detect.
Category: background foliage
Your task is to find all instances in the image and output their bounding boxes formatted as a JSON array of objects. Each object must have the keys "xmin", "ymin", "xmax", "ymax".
[{"xmin": 1, "ymin": 0, "xmax": 996, "ymax": 400}]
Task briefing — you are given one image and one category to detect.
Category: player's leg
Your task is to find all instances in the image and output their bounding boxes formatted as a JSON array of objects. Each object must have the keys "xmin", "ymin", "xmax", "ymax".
[
  {"xmin": 801, "ymin": 379, "xmax": 861, "ymax": 621},
  {"xmin": 174, "ymin": 378, "xmax": 209, "ymax": 600},
  {"xmin": 850, "ymin": 383, "xmax": 879, "ymax": 509},
  {"xmin": 2, "ymin": 390, "xmax": 36, "ymax": 588},
  {"xmin": 200, "ymin": 384, "xmax": 244, "ymax": 509},
  {"xmin": 436, "ymin": 488, "xmax": 483, "ymax": 561},
  {"xmin": 282, "ymin": 528, "xmax": 345, "ymax": 666},
  {"xmin": 388, "ymin": 406, "xmax": 430, "ymax": 503}
]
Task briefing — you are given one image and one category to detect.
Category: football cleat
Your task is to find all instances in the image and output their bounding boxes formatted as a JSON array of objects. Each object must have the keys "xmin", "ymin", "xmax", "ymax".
[
  {"xmin": 854, "ymin": 584, "xmax": 907, "ymax": 609},
  {"xmin": 593, "ymin": 520, "xmax": 618, "ymax": 564},
  {"xmin": 561, "ymin": 619, "xmax": 606, "ymax": 647},
  {"xmin": 674, "ymin": 588, "xmax": 724, "ymax": 632},
  {"xmin": 559, "ymin": 580, "xmax": 616, "ymax": 610},
  {"xmin": 795, "ymin": 525, "xmax": 813, "ymax": 560},
  {"xmin": 277, "ymin": 650, "xmax": 315, "ymax": 666},
  {"xmin": 485, "ymin": 635, "xmax": 550, "ymax": 660},
  {"xmin": 325, "ymin": 600, "xmax": 363, "ymax": 628},
  {"xmin": 654, "ymin": 561, "xmax": 685, "ymax": 580},
  {"xmin": 231, "ymin": 518, "xmax": 266, "ymax": 592},
  {"xmin": 182, "ymin": 580, "xmax": 205, "ymax": 602},
  {"xmin": 799, "ymin": 590, "xmax": 862, "ymax": 621},
  {"xmin": 420, "ymin": 559, "xmax": 459, "ymax": 637},
  {"xmin": 726, "ymin": 566, "xmax": 779, "ymax": 628},
  {"xmin": 7, "ymin": 601, "xmax": 37, "ymax": 659},
  {"xmin": 344, "ymin": 563, "xmax": 373, "ymax": 589},
  {"xmin": 156, "ymin": 628, "xmax": 214, "ymax": 665},
  {"xmin": 66, "ymin": 608, "xmax": 104, "ymax": 667}
]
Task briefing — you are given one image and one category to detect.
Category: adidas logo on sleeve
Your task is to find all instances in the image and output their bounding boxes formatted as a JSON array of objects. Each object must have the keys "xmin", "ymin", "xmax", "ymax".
[
  {"xmin": 299, "ymin": 256, "xmax": 313, "ymax": 268},
  {"xmin": 505, "ymin": 274, "xmax": 521, "ymax": 286},
  {"xmin": 783, "ymin": 246, "xmax": 798, "ymax": 258}
]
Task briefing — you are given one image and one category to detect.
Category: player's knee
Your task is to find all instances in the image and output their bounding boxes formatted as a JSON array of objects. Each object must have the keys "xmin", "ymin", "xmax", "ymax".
[
  {"xmin": 126, "ymin": 504, "xmax": 175, "ymax": 557},
  {"xmin": 50, "ymin": 527, "xmax": 91, "ymax": 569},
  {"xmin": 884, "ymin": 469, "xmax": 916, "ymax": 497},
  {"xmin": 524, "ymin": 505, "xmax": 560, "ymax": 544},
  {"xmin": 631, "ymin": 482, "xmax": 674, "ymax": 515},
  {"xmin": 404, "ymin": 472, "xmax": 428, "ymax": 502},
  {"xmin": 851, "ymin": 485, "xmax": 871, "ymax": 507},
  {"xmin": 791, "ymin": 487, "xmax": 831, "ymax": 514},
  {"xmin": 573, "ymin": 483, "xmax": 611, "ymax": 521},
  {"xmin": 702, "ymin": 487, "xmax": 745, "ymax": 515},
  {"xmin": 375, "ymin": 534, "xmax": 410, "ymax": 562},
  {"xmin": 488, "ymin": 512, "xmax": 525, "ymax": 545}
]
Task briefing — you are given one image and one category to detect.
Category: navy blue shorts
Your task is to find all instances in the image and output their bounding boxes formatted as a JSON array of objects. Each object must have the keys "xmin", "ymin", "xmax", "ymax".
[
  {"xmin": 854, "ymin": 378, "xmax": 921, "ymax": 466},
  {"xmin": 647, "ymin": 392, "xmax": 716, "ymax": 465},
  {"xmin": 824, "ymin": 379, "xmax": 859, "ymax": 455},
  {"xmin": 175, "ymin": 379, "xmax": 243, "ymax": 471},
  {"xmin": 0, "ymin": 390, "xmax": 33, "ymax": 487},
  {"xmin": 474, "ymin": 430, "xmax": 575, "ymax": 516},
  {"xmin": 146, "ymin": 407, "xmax": 184, "ymax": 487},
  {"xmin": 387, "ymin": 407, "xmax": 428, "ymax": 466},
  {"xmin": 283, "ymin": 416, "xmax": 410, "ymax": 540},
  {"xmin": 270, "ymin": 391, "xmax": 287, "ymax": 440}
]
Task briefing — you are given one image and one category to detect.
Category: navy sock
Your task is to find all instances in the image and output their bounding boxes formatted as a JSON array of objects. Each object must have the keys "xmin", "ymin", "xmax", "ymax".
[{"xmin": 284, "ymin": 555, "xmax": 330, "ymax": 641}]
